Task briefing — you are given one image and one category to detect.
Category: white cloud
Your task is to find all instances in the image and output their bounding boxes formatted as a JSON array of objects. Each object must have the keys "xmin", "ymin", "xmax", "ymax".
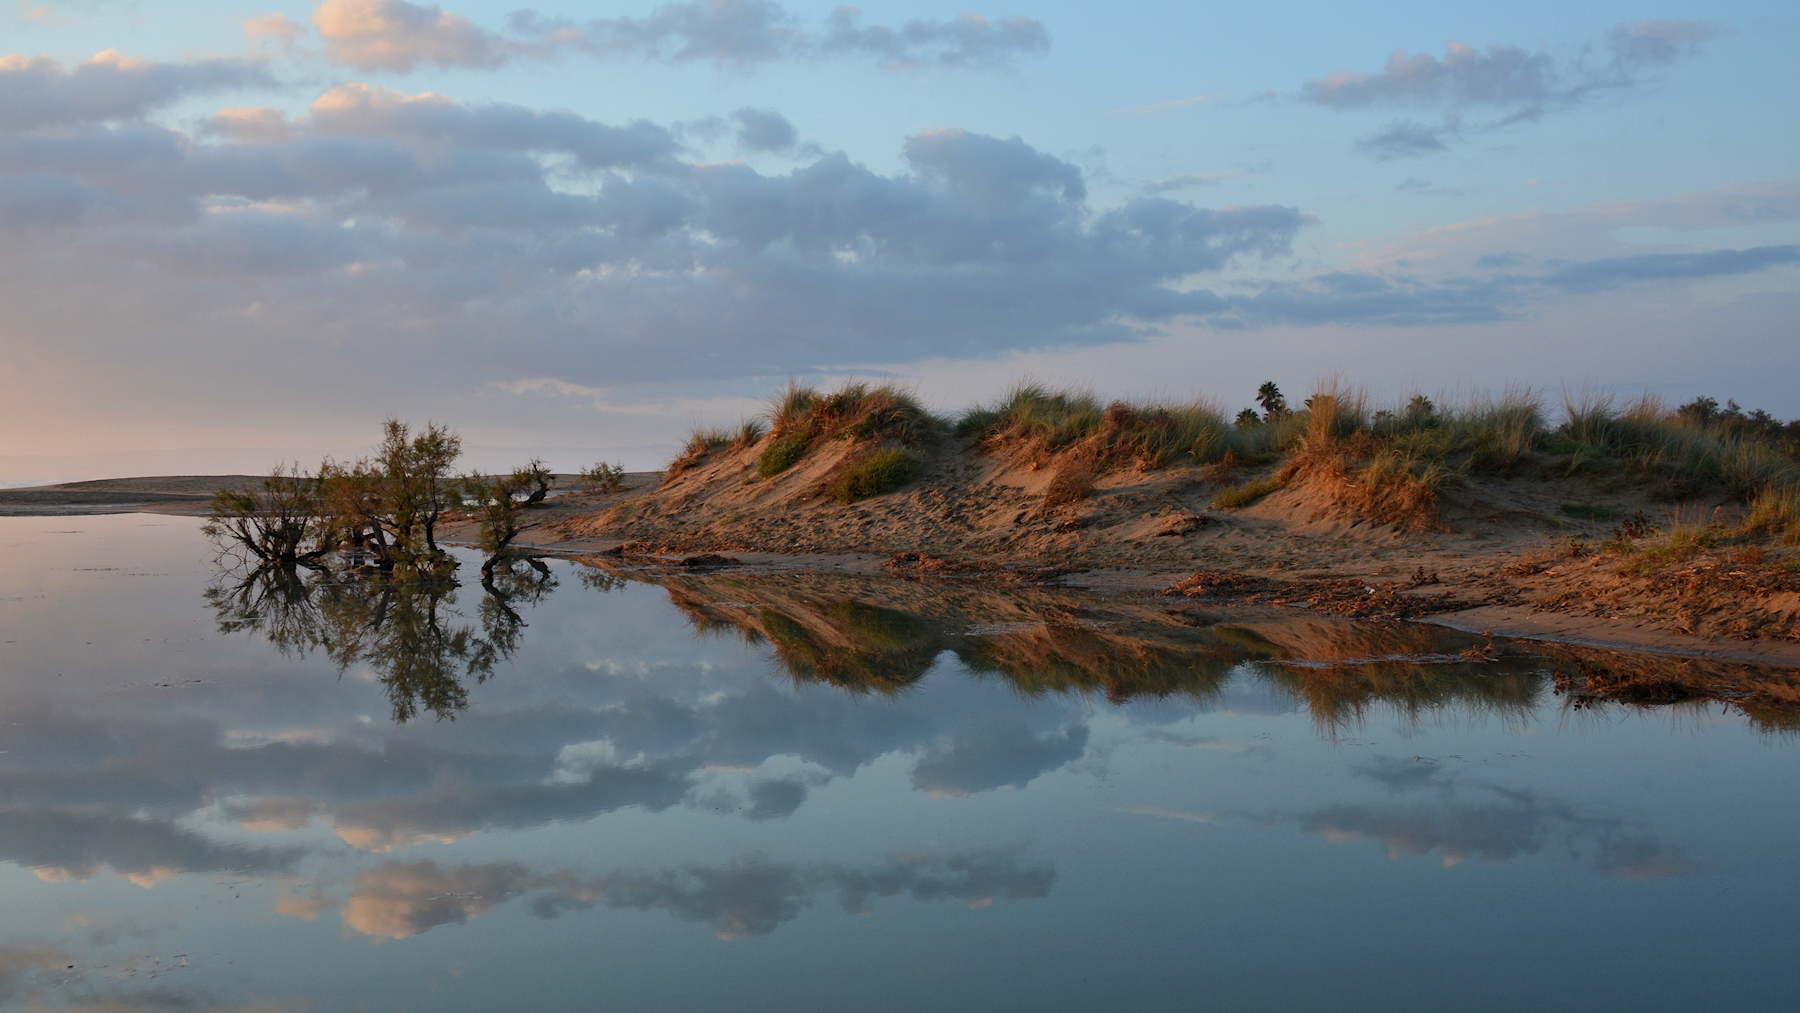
[
  {"xmin": 280, "ymin": 0, "xmax": 1052, "ymax": 73},
  {"xmin": 314, "ymin": 0, "xmax": 517, "ymax": 72}
]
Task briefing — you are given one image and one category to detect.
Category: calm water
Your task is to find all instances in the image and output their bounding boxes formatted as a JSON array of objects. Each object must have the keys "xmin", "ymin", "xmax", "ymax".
[{"xmin": 0, "ymin": 514, "xmax": 1796, "ymax": 1012}]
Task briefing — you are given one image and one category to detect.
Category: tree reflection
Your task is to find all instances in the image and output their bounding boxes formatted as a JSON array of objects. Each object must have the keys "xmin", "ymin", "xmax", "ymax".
[{"xmin": 207, "ymin": 554, "xmax": 559, "ymax": 722}]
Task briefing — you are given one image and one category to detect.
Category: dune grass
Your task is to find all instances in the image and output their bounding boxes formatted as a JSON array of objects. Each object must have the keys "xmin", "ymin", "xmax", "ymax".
[
  {"xmin": 956, "ymin": 382, "xmax": 1298, "ymax": 468},
  {"xmin": 1747, "ymin": 488, "xmax": 1800, "ymax": 543},
  {"xmin": 750, "ymin": 380, "xmax": 943, "ymax": 479},
  {"xmin": 1213, "ymin": 477, "xmax": 1281, "ymax": 509},
  {"xmin": 1550, "ymin": 390, "xmax": 1800, "ymax": 500},
  {"xmin": 666, "ymin": 378, "xmax": 1800, "ymax": 535},
  {"xmin": 666, "ymin": 419, "xmax": 766, "ymax": 480},
  {"xmin": 830, "ymin": 448, "xmax": 921, "ymax": 503}
]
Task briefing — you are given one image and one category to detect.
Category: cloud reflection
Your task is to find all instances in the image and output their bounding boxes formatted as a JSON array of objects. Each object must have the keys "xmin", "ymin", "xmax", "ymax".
[
  {"xmin": 338, "ymin": 849, "xmax": 1055, "ymax": 940},
  {"xmin": 0, "ymin": 808, "xmax": 302, "ymax": 886},
  {"xmin": 1298, "ymin": 759, "xmax": 1697, "ymax": 878},
  {"xmin": 909, "ymin": 719, "xmax": 1089, "ymax": 796}
]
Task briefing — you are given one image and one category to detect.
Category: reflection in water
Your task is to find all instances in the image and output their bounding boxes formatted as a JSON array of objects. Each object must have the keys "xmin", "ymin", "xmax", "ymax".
[
  {"xmin": 649, "ymin": 569, "xmax": 1556, "ymax": 727},
  {"xmin": 334, "ymin": 849, "xmax": 1053, "ymax": 941},
  {"xmin": 1, "ymin": 525, "xmax": 1788, "ymax": 1012},
  {"xmin": 1299, "ymin": 756, "xmax": 1698, "ymax": 877},
  {"xmin": 207, "ymin": 554, "xmax": 559, "ymax": 722}
]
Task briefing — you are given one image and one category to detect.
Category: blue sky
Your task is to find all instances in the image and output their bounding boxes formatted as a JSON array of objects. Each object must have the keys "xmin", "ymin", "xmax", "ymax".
[{"xmin": 1, "ymin": 0, "xmax": 1796, "ymax": 479}]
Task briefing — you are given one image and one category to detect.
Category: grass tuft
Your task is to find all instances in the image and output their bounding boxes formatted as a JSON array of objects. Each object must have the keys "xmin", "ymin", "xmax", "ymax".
[
  {"xmin": 1214, "ymin": 477, "xmax": 1281, "ymax": 509},
  {"xmin": 1747, "ymin": 488, "xmax": 1800, "ymax": 544},
  {"xmin": 757, "ymin": 434, "xmax": 809, "ymax": 477},
  {"xmin": 830, "ymin": 448, "xmax": 920, "ymax": 503},
  {"xmin": 664, "ymin": 426, "xmax": 736, "ymax": 480}
]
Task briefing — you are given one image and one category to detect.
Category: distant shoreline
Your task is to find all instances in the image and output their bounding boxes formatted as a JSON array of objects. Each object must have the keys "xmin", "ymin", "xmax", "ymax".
[{"xmin": 9, "ymin": 468, "xmax": 1800, "ymax": 674}]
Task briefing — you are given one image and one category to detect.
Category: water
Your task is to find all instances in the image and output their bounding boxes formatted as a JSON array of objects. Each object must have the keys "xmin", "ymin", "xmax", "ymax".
[{"xmin": 0, "ymin": 514, "xmax": 1795, "ymax": 1011}]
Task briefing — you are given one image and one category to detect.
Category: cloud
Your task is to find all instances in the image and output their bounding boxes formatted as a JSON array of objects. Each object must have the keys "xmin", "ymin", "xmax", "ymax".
[
  {"xmin": 731, "ymin": 107, "xmax": 796, "ymax": 152},
  {"xmin": 243, "ymin": 12, "xmax": 310, "ymax": 50},
  {"xmin": 910, "ymin": 718, "xmax": 1088, "ymax": 796},
  {"xmin": 299, "ymin": 0, "xmax": 1050, "ymax": 73},
  {"xmin": 314, "ymin": 0, "xmax": 518, "ymax": 73},
  {"xmin": 1304, "ymin": 41, "xmax": 1563, "ymax": 113},
  {"xmin": 1143, "ymin": 163, "xmax": 1268, "ymax": 193},
  {"xmin": 744, "ymin": 776, "xmax": 808, "ymax": 820},
  {"xmin": 341, "ymin": 850, "xmax": 1054, "ymax": 940},
  {"xmin": 0, "ymin": 87, "xmax": 1306, "ymax": 393},
  {"xmin": 818, "ymin": 7, "xmax": 1050, "ymax": 70},
  {"xmin": 0, "ymin": 50, "xmax": 272, "ymax": 132},
  {"xmin": 1538, "ymin": 244, "xmax": 1800, "ymax": 293},
  {"xmin": 305, "ymin": 82, "xmax": 683, "ymax": 170},
  {"xmin": 1302, "ymin": 22, "xmax": 1716, "ymax": 155},
  {"xmin": 1355, "ymin": 119, "xmax": 1456, "ymax": 160},
  {"xmin": 1111, "ymin": 94, "xmax": 1214, "ymax": 115}
]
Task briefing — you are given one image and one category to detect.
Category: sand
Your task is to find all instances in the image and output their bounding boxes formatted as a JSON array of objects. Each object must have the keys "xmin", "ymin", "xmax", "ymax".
[{"xmin": 14, "ymin": 450, "xmax": 1799, "ymax": 669}]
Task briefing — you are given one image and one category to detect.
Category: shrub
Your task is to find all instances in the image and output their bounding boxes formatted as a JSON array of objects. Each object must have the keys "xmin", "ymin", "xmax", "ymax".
[
  {"xmin": 758, "ymin": 434, "xmax": 810, "ymax": 477},
  {"xmin": 959, "ymin": 383, "xmax": 1241, "ymax": 468},
  {"xmin": 579, "ymin": 462, "xmax": 627, "ymax": 493},
  {"xmin": 1214, "ymin": 477, "xmax": 1281, "ymax": 509},
  {"xmin": 830, "ymin": 448, "xmax": 920, "ymax": 503},
  {"xmin": 1043, "ymin": 463, "xmax": 1096, "ymax": 507}
]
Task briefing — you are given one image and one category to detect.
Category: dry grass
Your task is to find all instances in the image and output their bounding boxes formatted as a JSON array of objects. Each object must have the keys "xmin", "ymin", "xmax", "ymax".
[
  {"xmin": 1747, "ymin": 488, "xmax": 1800, "ymax": 544},
  {"xmin": 1042, "ymin": 462, "xmax": 1096, "ymax": 508},
  {"xmin": 755, "ymin": 380, "xmax": 941, "ymax": 479},
  {"xmin": 1266, "ymin": 382, "xmax": 1449, "ymax": 530},
  {"xmin": 957, "ymin": 382, "xmax": 1296, "ymax": 469},
  {"xmin": 1551, "ymin": 389, "xmax": 1799, "ymax": 500}
]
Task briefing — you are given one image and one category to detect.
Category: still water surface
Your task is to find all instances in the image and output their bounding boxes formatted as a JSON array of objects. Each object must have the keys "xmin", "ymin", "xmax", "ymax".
[{"xmin": 0, "ymin": 514, "xmax": 1795, "ymax": 1011}]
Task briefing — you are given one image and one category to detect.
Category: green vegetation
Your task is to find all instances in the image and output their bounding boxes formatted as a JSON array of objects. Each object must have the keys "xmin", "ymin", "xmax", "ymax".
[
  {"xmin": 1550, "ymin": 390, "xmax": 1800, "ymax": 500},
  {"xmin": 757, "ymin": 434, "xmax": 810, "ymax": 476},
  {"xmin": 652, "ymin": 375, "xmax": 1800, "ymax": 542},
  {"xmin": 1748, "ymin": 488, "xmax": 1800, "ymax": 543},
  {"xmin": 770, "ymin": 380, "xmax": 938, "ymax": 445},
  {"xmin": 1214, "ymin": 477, "xmax": 1281, "ymax": 509},
  {"xmin": 955, "ymin": 382, "xmax": 1294, "ymax": 468},
  {"xmin": 206, "ymin": 419, "xmax": 559, "ymax": 580},
  {"xmin": 579, "ymin": 461, "xmax": 628, "ymax": 493},
  {"xmin": 830, "ymin": 448, "xmax": 921, "ymax": 502}
]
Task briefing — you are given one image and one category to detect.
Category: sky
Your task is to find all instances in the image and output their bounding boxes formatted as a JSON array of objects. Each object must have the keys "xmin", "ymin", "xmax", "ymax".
[{"xmin": 1, "ymin": 0, "xmax": 1796, "ymax": 481}]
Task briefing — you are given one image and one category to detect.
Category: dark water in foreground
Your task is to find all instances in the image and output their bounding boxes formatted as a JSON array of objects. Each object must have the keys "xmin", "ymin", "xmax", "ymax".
[{"xmin": 0, "ymin": 514, "xmax": 1795, "ymax": 1012}]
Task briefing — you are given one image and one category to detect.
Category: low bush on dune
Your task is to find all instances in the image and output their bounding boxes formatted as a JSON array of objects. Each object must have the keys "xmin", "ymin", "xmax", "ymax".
[
  {"xmin": 956, "ymin": 383, "xmax": 1263, "ymax": 469},
  {"xmin": 753, "ymin": 380, "xmax": 943, "ymax": 478},
  {"xmin": 830, "ymin": 448, "xmax": 921, "ymax": 503},
  {"xmin": 1213, "ymin": 477, "xmax": 1281, "ymax": 509},
  {"xmin": 1042, "ymin": 462, "xmax": 1096, "ymax": 508},
  {"xmin": 757, "ymin": 434, "xmax": 809, "ymax": 477}
]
